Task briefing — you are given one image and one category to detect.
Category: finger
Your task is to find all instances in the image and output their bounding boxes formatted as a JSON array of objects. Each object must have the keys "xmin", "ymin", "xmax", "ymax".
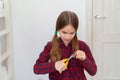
[
  {"xmin": 59, "ymin": 67, "xmax": 65, "ymax": 73},
  {"xmin": 62, "ymin": 65, "xmax": 67, "ymax": 72},
  {"xmin": 63, "ymin": 59, "xmax": 68, "ymax": 63},
  {"xmin": 59, "ymin": 70, "xmax": 62, "ymax": 74}
]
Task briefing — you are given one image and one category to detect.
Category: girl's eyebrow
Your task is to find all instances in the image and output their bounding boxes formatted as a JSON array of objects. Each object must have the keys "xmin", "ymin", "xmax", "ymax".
[
  {"xmin": 70, "ymin": 32, "xmax": 75, "ymax": 33},
  {"xmin": 62, "ymin": 31, "xmax": 75, "ymax": 34}
]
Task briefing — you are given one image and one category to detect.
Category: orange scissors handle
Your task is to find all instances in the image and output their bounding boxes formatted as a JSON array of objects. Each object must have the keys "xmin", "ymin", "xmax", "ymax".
[
  {"xmin": 63, "ymin": 59, "xmax": 69, "ymax": 68},
  {"xmin": 63, "ymin": 54, "xmax": 74, "ymax": 68}
]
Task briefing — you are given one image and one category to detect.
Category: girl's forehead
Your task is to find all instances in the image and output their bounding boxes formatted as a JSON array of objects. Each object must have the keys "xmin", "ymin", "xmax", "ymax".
[{"xmin": 61, "ymin": 25, "xmax": 75, "ymax": 32}]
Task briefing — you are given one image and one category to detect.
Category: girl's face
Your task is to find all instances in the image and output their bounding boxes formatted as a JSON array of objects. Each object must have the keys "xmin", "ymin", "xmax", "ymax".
[{"xmin": 59, "ymin": 24, "xmax": 76, "ymax": 46}]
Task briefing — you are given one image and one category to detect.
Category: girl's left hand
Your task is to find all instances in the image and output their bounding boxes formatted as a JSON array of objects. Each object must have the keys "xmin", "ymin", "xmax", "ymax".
[{"xmin": 75, "ymin": 50, "xmax": 86, "ymax": 61}]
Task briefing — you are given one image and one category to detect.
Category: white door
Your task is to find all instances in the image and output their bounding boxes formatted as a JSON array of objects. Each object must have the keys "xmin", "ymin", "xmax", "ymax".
[{"xmin": 92, "ymin": 0, "xmax": 120, "ymax": 80}]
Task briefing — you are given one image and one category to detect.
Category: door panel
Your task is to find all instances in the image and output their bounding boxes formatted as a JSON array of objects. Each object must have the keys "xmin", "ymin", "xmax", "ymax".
[
  {"xmin": 103, "ymin": 43, "xmax": 120, "ymax": 79},
  {"xmin": 103, "ymin": 0, "xmax": 120, "ymax": 33},
  {"xmin": 92, "ymin": 0, "xmax": 120, "ymax": 80}
]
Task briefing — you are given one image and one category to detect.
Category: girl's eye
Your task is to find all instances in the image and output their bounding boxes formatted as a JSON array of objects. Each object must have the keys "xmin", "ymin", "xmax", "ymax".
[
  {"xmin": 62, "ymin": 31, "xmax": 67, "ymax": 34},
  {"xmin": 70, "ymin": 32, "xmax": 75, "ymax": 35}
]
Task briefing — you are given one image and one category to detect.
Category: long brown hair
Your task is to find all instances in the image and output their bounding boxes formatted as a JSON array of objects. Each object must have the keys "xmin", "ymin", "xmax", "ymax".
[{"xmin": 50, "ymin": 11, "xmax": 79, "ymax": 61}]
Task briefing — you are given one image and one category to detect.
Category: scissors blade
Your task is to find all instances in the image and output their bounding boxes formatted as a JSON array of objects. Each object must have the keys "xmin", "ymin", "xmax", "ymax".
[{"xmin": 67, "ymin": 54, "xmax": 74, "ymax": 61}]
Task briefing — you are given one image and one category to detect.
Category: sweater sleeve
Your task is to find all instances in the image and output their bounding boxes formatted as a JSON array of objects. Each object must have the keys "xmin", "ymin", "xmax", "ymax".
[
  {"xmin": 80, "ymin": 41, "xmax": 97, "ymax": 76},
  {"xmin": 33, "ymin": 42, "xmax": 56, "ymax": 74}
]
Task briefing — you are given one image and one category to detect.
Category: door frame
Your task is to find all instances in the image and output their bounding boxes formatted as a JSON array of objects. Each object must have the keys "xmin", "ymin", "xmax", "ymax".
[
  {"xmin": 86, "ymin": 0, "xmax": 94, "ymax": 79},
  {"xmin": 86, "ymin": 0, "xmax": 93, "ymax": 50}
]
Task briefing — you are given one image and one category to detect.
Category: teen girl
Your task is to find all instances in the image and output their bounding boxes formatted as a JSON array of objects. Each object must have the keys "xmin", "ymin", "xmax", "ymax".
[{"xmin": 33, "ymin": 11, "xmax": 97, "ymax": 80}]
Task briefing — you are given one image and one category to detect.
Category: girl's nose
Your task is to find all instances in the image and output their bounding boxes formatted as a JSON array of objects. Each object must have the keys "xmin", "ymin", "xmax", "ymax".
[{"xmin": 66, "ymin": 34, "xmax": 71, "ymax": 39}]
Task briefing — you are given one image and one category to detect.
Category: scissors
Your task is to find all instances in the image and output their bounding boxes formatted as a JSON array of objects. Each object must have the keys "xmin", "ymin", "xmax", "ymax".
[{"xmin": 63, "ymin": 54, "xmax": 74, "ymax": 68}]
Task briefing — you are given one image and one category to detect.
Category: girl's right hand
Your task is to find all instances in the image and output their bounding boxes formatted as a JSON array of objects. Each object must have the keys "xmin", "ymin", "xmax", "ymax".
[{"xmin": 55, "ymin": 60, "xmax": 67, "ymax": 73}]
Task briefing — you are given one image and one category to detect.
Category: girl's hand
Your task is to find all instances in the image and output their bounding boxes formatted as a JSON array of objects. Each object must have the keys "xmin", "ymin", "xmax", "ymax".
[
  {"xmin": 55, "ymin": 60, "xmax": 67, "ymax": 73},
  {"xmin": 75, "ymin": 50, "xmax": 86, "ymax": 61}
]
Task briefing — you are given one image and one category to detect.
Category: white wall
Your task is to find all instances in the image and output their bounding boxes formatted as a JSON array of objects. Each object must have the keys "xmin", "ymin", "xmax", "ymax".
[{"xmin": 10, "ymin": 0, "xmax": 86, "ymax": 80}]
